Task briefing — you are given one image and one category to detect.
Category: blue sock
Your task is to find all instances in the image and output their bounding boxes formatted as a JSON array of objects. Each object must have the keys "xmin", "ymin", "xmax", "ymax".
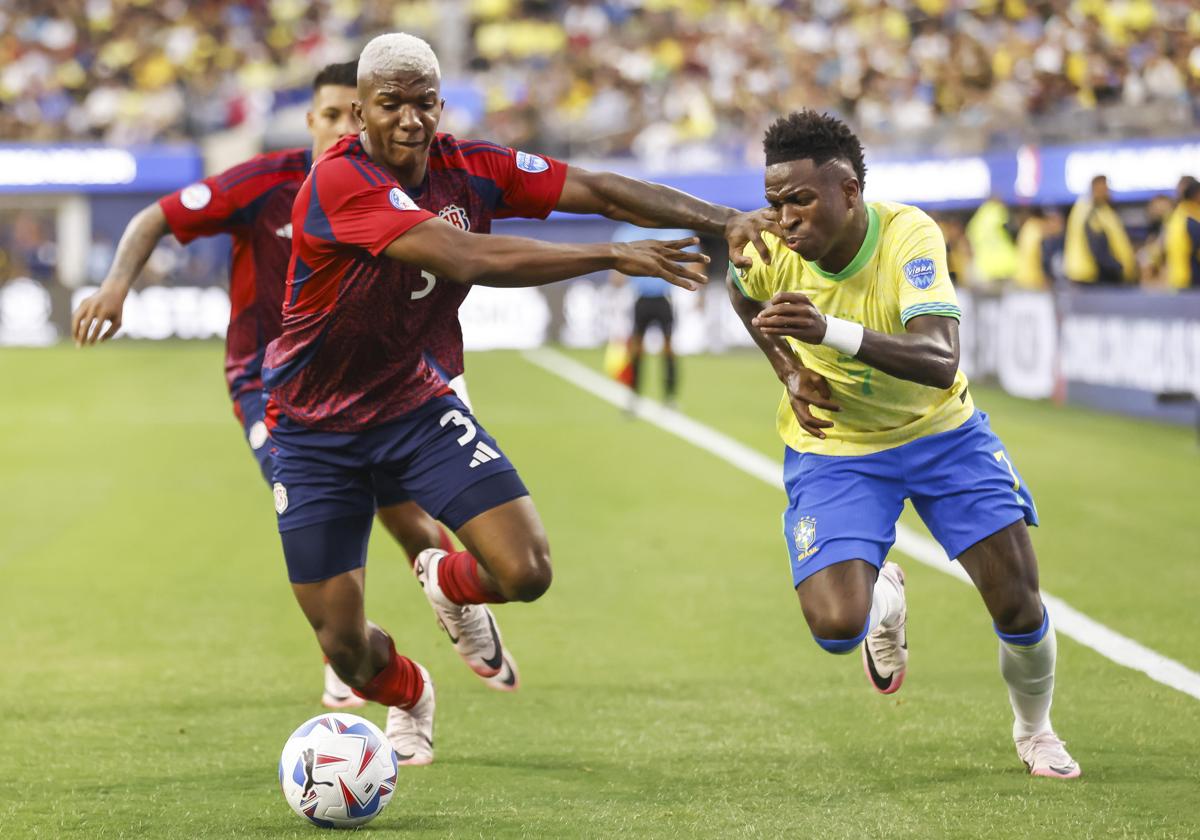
[{"xmin": 813, "ymin": 617, "xmax": 870, "ymax": 655}]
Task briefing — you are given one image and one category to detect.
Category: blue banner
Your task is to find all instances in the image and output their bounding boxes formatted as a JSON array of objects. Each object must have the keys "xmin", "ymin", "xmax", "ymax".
[{"xmin": 0, "ymin": 144, "xmax": 202, "ymax": 194}]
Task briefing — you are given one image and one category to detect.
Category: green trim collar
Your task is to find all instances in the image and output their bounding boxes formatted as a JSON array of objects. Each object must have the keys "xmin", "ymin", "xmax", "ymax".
[{"xmin": 809, "ymin": 205, "xmax": 880, "ymax": 282}]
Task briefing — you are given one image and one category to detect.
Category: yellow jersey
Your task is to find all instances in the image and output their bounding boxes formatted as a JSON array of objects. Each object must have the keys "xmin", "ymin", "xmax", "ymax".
[
  {"xmin": 1164, "ymin": 200, "xmax": 1200, "ymax": 290},
  {"xmin": 733, "ymin": 201, "xmax": 973, "ymax": 457}
]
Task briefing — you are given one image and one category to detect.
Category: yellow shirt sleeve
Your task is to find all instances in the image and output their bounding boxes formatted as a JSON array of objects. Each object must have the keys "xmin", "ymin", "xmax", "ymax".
[
  {"xmin": 729, "ymin": 236, "xmax": 778, "ymax": 302},
  {"xmin": 890, "ymin": 211, "xmax": 961, "ymax": 325}
]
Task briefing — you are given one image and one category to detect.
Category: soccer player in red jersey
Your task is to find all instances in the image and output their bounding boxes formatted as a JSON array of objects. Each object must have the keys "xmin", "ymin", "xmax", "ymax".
[
  {"xmin": 266, "ymin": 32, "xmax": 779, "ymax": 763},
  {"xmin": 70, "ymin": 62, "xmax": 473, "ymax": 708}
]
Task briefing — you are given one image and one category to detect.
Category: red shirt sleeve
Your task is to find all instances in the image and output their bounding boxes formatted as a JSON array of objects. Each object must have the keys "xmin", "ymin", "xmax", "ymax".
[
  {"xmin": 310, "ymin": 158, "xmax": 438, "ymax": 256},
  {"xmin": 159, "ymin": 153, "xmax": 304, "ymax": 244},
  {"xmin": 158, "ymin": 175, "xmax": 241, "ymax": 244},
  {"xmin": 460, "ymin": 143, "xmax": 567, "ymax": 220}
]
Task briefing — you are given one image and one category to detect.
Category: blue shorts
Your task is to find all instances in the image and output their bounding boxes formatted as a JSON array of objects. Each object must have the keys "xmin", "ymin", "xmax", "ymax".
[
  {"xmin": 235, "ymin": 390, "xmax": 273, "ymax": 485},
  {"xmin": 782, "ymin": 410, "xmax": 1037, "ymax": 587},
  {"xmin": 269, "ymin": 394, "xmax": 528, "ymax": 583},
  {"xmin": 235, "ymin": 390, "xmax": 412, "ymax": 506}
]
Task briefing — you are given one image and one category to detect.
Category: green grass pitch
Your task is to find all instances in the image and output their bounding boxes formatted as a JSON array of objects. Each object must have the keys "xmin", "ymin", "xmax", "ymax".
[{"xmin": 1, "ymin": 342, "xmax": 1197, "ymax": 838}]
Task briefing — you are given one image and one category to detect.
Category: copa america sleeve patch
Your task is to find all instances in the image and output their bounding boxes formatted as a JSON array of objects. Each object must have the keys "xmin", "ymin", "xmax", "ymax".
[
  {"xmin": 902, "ymin": 257, "xmax": 937, "ymax": 290},
  {"xmin": 515, "ymin": 151, "xmax": 549, "ymax": 173},
  {"xmin": 388, "ymin": 187, "xmax": 419, "ymax": 211},
  {"xmin": 180, "ymin": 183, "xmax": 212, "ymax": 210}
]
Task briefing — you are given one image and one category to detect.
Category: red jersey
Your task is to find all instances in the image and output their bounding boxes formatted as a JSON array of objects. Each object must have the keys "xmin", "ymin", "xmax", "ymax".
[
  {"xmin": 159, "ymin": 149, "xmax": 311, "ymax": 401},
  {"xmin": 263, "ymin": 133, "xmax": 567, "ymax": 432}
]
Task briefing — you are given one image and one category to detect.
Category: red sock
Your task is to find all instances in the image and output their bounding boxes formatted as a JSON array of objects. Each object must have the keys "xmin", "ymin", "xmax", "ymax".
[
  {"xmin": 351, "ymin": 639, "xmax": 425, "ymax": 709},
  {"xmin": 403, "ymin": 525, "xmax": 456, "ymax": 568},
  {"xmin": 437, "ymin": 550, "xmax": 505, "ymax": 604}
]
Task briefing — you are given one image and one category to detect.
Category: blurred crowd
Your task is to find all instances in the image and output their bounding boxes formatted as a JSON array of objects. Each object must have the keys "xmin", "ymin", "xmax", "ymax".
[
  {"xmin": 3, "ymin": 0, "xmax": 1199, "ymax": 161},
  {"xmin": 937, "ymin": 173, "xmax": 1200, "ymax": 291}
]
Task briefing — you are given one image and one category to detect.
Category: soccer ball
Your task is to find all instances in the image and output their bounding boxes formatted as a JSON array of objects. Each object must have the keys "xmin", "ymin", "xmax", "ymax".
[{"xmin": 279, "ymin": 713, "xmax": 398, "ymax": 829}]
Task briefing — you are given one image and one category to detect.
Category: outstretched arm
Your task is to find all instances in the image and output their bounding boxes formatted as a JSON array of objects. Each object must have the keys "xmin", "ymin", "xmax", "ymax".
[
  {"xmin": 72, "ymin": 202, "xmax": 171, "ymax": 345},
  {"xmin": 726, "ymin": 270, "xmax": 840, "ymax": 439},
  {"xmin": 752, "ymin": 292, "xmax": 960, "ymax": 389},
  {"xmin": 383, "ymin": 219, "xmax": 709, "ymax": 291},
  {"xmin": 556, "ymin": 166, "xmax": 782, "ymax": 268}
]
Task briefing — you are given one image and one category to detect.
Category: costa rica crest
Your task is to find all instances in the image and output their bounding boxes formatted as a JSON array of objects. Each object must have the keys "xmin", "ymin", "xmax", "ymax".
[{"xmin": 438, "ymin": 204, "xmax": 471, "ymax": 231}]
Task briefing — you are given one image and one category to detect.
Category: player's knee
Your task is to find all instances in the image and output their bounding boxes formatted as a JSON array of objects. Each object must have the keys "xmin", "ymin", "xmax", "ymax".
[
  {"xmin": 806, "ymin": 608, "xmax": 870, "ymax": 655},
  {"xmin": 992, "ymin": 595, "xmax": 1045, "ymax": 638},
  {"xmin": 493, "ymin": 545, "xmax": 552, "ymax": 602}
]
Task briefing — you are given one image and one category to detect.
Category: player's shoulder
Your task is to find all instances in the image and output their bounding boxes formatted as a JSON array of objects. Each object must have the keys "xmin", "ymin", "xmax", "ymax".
[
  {"xmin": 312, "ymin": 136, "xmax": 394, "ymax": 193},
  {"xmin": 873, "ymin": 201, "xmax": 935, "ymax": 234},
  {"xmin": 214, "ymin": 147, "xmax": 310, "ymax": 191},
  {"xmin": 431, "ymin": 133, "xmax": 513, "ymax": 170},
  {"xmin": 874, "ymin": 201, "xmax": 941, "ymax": 251}
]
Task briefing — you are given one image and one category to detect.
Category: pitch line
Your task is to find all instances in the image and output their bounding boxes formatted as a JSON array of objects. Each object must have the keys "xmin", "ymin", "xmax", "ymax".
[{"xmin": 523, "ymin": 347, "xmax": 1200, "ymax": 702}]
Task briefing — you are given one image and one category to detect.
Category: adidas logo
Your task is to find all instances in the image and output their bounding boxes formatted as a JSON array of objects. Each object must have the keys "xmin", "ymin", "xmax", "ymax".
[{"xmin": 469, "ymin": 441, "xmax": 500, "ymax": 468}]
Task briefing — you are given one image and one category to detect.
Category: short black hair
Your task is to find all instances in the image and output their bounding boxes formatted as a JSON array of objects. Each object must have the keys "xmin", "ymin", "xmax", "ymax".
[
  {"xmin": 1091, "ymin": 174, "xmax": 1108, "ymax": 187},
  {"xmin": 313, "ymin": 61, "xmax": 358, "ymax": 91},
  {"xmin": 1184, "ymin": 178, "xmax": 1200, "ymax": 202},
  {"xmin": 763, "ymin": 110, "xmax": 867, "ymax": 189}
]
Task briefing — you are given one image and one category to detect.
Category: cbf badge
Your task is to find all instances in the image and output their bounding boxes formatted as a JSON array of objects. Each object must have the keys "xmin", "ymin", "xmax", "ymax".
[
  {"xmin": 902, "ymin": 257, "xmax": 937, "ymax": 290},
  {"xmin": 515, "ymin": 151, "xmax": 549, "ymax": 173},
  {"xmin": 793, "ymin": 516, "xmax": 818, "ymax": 560}
]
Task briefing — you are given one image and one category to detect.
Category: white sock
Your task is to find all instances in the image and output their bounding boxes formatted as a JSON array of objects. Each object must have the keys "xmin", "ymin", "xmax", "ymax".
[
  {"xmin": 867, "ymin": 567, "xmax": 904, "ymax": 632},
  {"xmin": 999, "ymin": 621, "xmax": 1057, "ymax": 739}
]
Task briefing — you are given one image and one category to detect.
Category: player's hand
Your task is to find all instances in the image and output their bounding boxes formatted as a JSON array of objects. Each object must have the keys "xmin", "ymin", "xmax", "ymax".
[
  {"xmin": 753, "ymin": 292, "xmax": 827, "ymax": 344},
  {"xmin": 613, "ymin": 237, "xmax": 710, "ymax": 291},
  {"xmin": 782, "ymin": 365, "xmax": 840, "ymax": 439},
  {"xmin": 71, "ymin": 285, "xmax": 127, "ymax": 346},
  {"xmin": 726, "ymin": 208, "xmax": 784, "ymax": 269}
]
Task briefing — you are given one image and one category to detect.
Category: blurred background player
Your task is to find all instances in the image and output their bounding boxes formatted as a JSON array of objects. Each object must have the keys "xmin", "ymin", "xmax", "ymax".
[
  {"xmin": 67, "ymin": 61, "xmax": 479, "ymax": 710},
  {"xmin": 728, "ymin": 111, "xmax": 1078, "ymax": 779},
  {"xmin": 265, "ymin": 32, "xmax": 776, "ymax": 764},
  {"xmin": 1165, "ymin": 177, "xmax": 1200, "ymax": 290},
  {"xmin": 1064, "ymin": 174, "xmax": 1136, "ymax": 287},
  {"xmin": 609, "ymin": 223, "xmax": 696, "ymax": 410}
]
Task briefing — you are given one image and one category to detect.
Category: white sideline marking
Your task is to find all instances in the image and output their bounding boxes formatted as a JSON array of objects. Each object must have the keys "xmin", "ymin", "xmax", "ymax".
[{"xmin": 524, "ymin": 347, "xmax": 1200, "ymax": 702}]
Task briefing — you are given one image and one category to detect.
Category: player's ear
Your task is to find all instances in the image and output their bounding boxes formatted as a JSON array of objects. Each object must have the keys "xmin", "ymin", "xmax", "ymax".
[
  {"xmin": 305, "ymin": 110, "xmax": 315, "ymax": 130},
  {"xmin": 351, "ymin": 100, "xmax": 363, "ymax": 126},
  {"xmin": 843, "ymin": 176, "xmax": 860, "ymax": 206}
]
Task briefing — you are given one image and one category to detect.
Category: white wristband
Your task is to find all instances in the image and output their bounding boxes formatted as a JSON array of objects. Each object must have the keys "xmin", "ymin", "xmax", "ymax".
[{"xmin": 821, "ymin": 316, "xmax": 864, "ymax": 356}]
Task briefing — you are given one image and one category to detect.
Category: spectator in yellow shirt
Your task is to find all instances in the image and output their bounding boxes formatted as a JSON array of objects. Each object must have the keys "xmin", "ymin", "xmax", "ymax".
[
  {"xmin": 1014, "ymin": 207, "xmax": 1064, "ymax": 290},
  {"xmin": 1064, "ymin": 175, "xmax": 1136, "ymax": 286},
  {"xmin": 1164, "ymin": 179, "xmax": 1200, "ymax": 290}
]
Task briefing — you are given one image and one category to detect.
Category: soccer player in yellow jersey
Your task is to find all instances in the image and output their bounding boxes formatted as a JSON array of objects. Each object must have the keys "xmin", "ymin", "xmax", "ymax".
[{"xmin": 727, "ymin": 111, "xmax": 1079, "ymax": 779}]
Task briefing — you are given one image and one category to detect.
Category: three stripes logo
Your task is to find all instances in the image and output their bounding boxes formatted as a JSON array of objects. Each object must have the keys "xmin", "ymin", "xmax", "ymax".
[
  {"xmin": 469, "ymin": 441, "xmax": 500, "ymax": 469},
  {"xmin": 439, "ymin": 408, "xmax": 502, "ymax": 468}
]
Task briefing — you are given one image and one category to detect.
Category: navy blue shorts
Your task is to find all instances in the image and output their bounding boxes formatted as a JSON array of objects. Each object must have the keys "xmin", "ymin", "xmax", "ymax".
[
  {"xmin": 782, "ymin": 411, "xmax": 1038, "ymax": 587},
  {"xmin": 237, "ymin": 390, "xmax": 414, "ymax": 506},
  {"xmin": 235, "ymin": 390, "xmax": 273, "ymax": 485},
  {"xmin": 269, "ymin": 394, "xmax": 528, "ymax": 583}
]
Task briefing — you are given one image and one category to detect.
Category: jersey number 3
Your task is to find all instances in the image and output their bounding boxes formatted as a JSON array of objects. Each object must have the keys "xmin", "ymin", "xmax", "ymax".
[{"xmin": 412, "ymin": 270, "xmax": 436, "ymax": 300}]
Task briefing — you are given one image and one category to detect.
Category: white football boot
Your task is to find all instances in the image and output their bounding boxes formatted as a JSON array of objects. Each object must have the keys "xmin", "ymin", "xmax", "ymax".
[
  {"xmin": 386, "ymin": 663, "xmax": 436, "ymax": 766},
  {"xmin": 862, "ymin": 562, "xmax": 908, "ymax": 694},
  {"xmin": 413, "ymin": 548, "xmax": 508, "ymax": 681},
  {"xmin": 1015, "ymin": 731, "xmax": 1081, "ymax": 779},
  {"xmin": 320, "ymin": 663, "xmax": 366, "ymax": 710}
]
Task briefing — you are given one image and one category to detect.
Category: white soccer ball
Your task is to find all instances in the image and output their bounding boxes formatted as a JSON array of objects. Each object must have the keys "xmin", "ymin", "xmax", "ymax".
[{"xmin": 279, "ymin": 713, "xmax": 398, "ymax": 829}]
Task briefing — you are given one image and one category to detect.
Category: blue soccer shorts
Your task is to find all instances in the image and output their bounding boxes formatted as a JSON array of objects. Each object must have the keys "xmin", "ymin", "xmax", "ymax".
[
  {"xmin": 234, "ymin": 389, "xmax": 273, "ymax": 485},
  {"xmin": 781, "ymin": 410, "xmax": 1038, "ymax": 587},
  {"xmin": 236, "ymin": 389, "xmax": 417, "ymax": 510},
  {"xmin": 269, "ymin": 394, "xmax": 528, "ymax": 583}
]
